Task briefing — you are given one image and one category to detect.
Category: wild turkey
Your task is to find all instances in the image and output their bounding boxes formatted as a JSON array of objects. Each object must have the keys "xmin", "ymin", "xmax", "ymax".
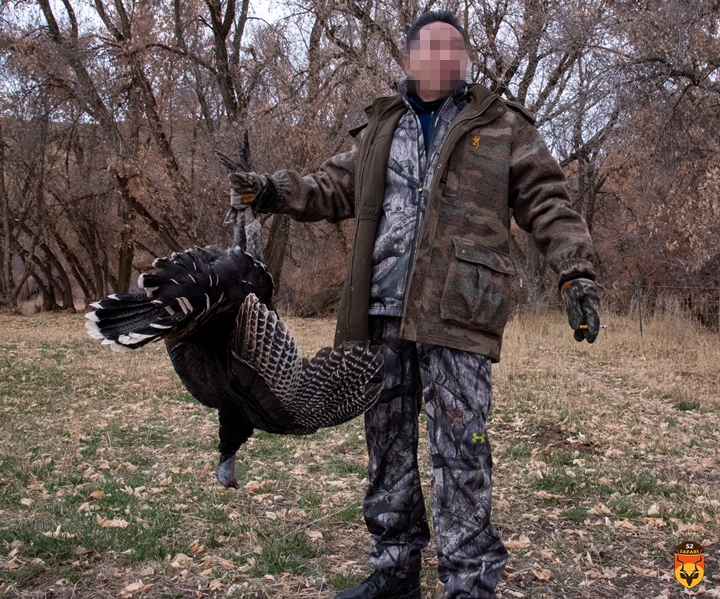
[{"xmin": 85, "ymin": 245, "xmax": 383, "ymax": 489}]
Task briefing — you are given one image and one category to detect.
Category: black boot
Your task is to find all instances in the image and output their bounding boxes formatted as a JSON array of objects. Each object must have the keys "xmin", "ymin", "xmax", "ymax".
[{"xmin": 334, "ymin": 569, "xmax": 421, "ymax": 599}]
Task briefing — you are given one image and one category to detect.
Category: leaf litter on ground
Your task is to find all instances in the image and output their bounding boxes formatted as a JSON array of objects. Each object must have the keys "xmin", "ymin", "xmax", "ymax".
[{"xmin": 0, "ymin": 310, "xmax": 718, "ymax": 598}]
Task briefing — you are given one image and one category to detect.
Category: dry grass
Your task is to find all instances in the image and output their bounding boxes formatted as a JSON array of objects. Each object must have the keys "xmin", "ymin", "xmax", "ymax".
[{"xmin": 0, "ymin": 310, "xmax": 718, "ymax": 599}]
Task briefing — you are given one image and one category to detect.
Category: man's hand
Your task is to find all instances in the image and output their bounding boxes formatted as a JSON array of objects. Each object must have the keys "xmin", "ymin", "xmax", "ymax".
[
  {"xmin": 228, "ymin": 171, "xmax": 268, "ymax": 209},
  {"xmin": 560, "ymin": 278, "xmax": 600, "ymax": 343}
]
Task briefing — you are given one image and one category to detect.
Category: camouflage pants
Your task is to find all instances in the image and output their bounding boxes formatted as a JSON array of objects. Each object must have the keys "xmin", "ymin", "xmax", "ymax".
[{"xmin": 364, "ymin": 316, "xmax": 508, "ymax": 599}]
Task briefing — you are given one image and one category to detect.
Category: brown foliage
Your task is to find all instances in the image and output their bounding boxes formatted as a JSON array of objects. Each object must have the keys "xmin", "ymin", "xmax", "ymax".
[{"xmin": 0, "ymin": 0, "xmax": 718, "ymax": 313}]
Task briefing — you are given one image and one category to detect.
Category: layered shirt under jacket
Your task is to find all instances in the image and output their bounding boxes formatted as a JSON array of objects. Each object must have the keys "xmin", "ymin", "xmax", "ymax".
[{"xmin": 368, "ymin": 80, "xmax": 469, "ymax": 317}]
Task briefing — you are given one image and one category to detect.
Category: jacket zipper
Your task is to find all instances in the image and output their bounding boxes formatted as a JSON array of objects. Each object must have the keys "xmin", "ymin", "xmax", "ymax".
[{"xmin": 406, "ymin": 99, "xmax": 452, "ymax": 284}]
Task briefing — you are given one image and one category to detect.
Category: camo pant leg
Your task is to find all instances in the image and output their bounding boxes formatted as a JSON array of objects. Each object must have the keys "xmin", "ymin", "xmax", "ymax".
[
  {"xmin": 363, "ymin": 316, "xmax": 431, "ymax": 578},
  {"xmin": 417, "ymin": 344, "xmax": 508, "ymax": 599}
]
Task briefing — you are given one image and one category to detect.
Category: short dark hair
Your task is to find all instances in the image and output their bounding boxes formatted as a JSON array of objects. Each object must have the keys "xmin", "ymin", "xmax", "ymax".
[{"xmin": 405, "ymin": 10, "xmax": 467, "ymax": 51}]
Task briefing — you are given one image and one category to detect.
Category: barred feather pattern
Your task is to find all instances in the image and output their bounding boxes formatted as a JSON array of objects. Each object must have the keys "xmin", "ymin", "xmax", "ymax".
[
  {"xmin": 233, "ymin": 294, "xmax": 302, "ymax": 411},
  {"xmin": 233, "ymin": 294, "xmax": 383, "ymax": 433},
  {"xmin": 84, "ymin": 246, "xmax": 273, "ymax": 351},
  {"xmin": 292, "ymin": 341, "xmax": 383, "ymax": 430}
]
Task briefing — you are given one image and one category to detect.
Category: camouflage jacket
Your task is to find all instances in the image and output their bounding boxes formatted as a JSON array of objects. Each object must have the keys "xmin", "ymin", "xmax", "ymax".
[
  {"xmin": 254, "ymin": 83, "xmax": 596, "ymax": 362},
  {"xmin": 369, "ymin": 80, "xmax": 467, "ymax": 317}
]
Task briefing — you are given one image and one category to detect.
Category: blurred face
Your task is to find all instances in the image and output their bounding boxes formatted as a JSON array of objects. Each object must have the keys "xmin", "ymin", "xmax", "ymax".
[{"xmin": 403, "ymin": 22, "xmax": 469, "ymax": 102}]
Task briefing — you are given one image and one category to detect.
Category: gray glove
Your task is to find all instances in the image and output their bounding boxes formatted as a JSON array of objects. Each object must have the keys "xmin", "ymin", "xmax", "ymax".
[{"xmin": 560, "ymin": 278, "xmax": 600, "ymax": 343}]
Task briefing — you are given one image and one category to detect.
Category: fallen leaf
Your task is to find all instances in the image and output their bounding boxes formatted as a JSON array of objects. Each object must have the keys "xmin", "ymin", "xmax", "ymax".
[
  {"xmin": 532, "ymin": 568, "xmax": 552, "ymax": 580},
  {"xmin": 615, "ymin": 518, "xmax": 637, "ymax": 530},
  {"xmin": 96, "ymin": 515, "xmax": 128, "ymax": 529},
  {"xmin": 647, "ymin": 504, "xmax": 660, "ymax": 516},
  {"xmin": 44, "ymin": 525, "xmax": 75, "ymax": 539},
  {"xmin": 505, "ymin": 535, "xmax": 532, "ymax": 549},
  {"xmin": 170, "ymin": 553, "xmax": 191, "ymax": 569},
  {"xmin": 189, "ymin": 540, "xmax": 204, "ymax": 554},
  {"xmin": 244, "ymin": 480, "xmax": 261, "ymax": 493},
  {"xmin": 643, "ymin": 517, "xmax": 667, "ymax": 529},
  {"xmin": 20, "ymin": 498, "xmax": 33, "ymax": 507},
  {"xmin": 90, "ymin": 490, "xmax": 105, "ymax": 499},
  {"xmin": 539, "ymin": 491, "xmax": 565, "ymax": 499},
  {"xmin": 589, "ymin": 503, "xmax": 612, "ymax": 515},
  {"xmin": 306, "ymin": 530, "xmax": 323, "ymax": 540},
  {"xmin": 218, "ymin": 558, "xmax": 235, "ymax": 569},
  {"xmin": 119, "ymin": 580, "xmax": 153, "ymax": 596}
]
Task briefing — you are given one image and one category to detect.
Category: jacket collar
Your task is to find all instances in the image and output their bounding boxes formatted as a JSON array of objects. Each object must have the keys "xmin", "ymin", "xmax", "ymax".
[
  {"xmin": 395, "ymin": 78, "xmax": 469, "ymax": 108},
  {"xmin": 349, "ymin": 81, "xmax": 499, "ymax": 138},
  {"xmin": 364, "ymin": 81, "xmax": 495, "ymax": 120}
]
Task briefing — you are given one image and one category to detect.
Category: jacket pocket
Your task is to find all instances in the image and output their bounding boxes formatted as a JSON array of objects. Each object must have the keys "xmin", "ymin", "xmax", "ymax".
[{"xmin": 440, "ymin": 237, "xmax": 516, "ymax": 336}]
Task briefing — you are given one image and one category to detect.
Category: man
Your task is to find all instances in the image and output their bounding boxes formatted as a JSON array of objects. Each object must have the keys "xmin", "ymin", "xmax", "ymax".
[{"xmin": 227, "ymin": 10, "xmax": 600, "ymax": 599}]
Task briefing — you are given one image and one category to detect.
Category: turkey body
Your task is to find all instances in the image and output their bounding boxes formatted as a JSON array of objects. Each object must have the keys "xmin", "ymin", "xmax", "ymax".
[{"xmin": 85, "ymin": 245, "xmax": 383, "ymax": 488}]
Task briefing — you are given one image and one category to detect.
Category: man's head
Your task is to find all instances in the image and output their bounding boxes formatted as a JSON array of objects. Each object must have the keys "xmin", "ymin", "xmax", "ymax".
[{"xmin": 403, "ymin": 11, "xmax": 469, "ymax": 102}]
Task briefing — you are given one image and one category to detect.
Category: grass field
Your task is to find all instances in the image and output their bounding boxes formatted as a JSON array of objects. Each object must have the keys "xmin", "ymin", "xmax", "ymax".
[{"xmin": 1, "ymin": 309, "xmax": 719, "ymax": 599}]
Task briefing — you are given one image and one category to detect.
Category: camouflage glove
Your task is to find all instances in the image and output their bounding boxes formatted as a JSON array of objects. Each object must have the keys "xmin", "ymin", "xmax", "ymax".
[
  {"xmin": 224, "ymin": 171, "xmax": 268, "ymax": 227},
  {"xmin": 228, "ymin": 171, "xmax": 267, "ymax": 208},
  {"xmin": 560, "ymin": 278, "xmax": 600, "ymax": 343}
]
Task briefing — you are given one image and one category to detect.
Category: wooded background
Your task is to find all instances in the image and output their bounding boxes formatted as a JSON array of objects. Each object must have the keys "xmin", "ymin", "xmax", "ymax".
[{"xmin": 1, "ymin": 0, "xmax": 718, "ymax": 315}]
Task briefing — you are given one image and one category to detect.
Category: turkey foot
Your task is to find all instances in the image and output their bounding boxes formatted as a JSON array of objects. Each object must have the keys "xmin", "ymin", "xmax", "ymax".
[{"xmin": 216, "ymin": 453, "xmax": 239, "ymax": 489}]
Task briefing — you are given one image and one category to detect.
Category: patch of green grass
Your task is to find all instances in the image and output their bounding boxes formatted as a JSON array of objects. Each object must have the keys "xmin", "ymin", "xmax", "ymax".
[
  {"xmin": 328, "ymin": 459, "xmax": 366, "ymax": 478},
  {"xmin": 299, "ymin": 490, "xmax": 323, "ymax": 508},
  {"xmin": 622, "ymin": 470, "xmax": 659, "ymax": 495},
  {"xmin": 254, "ymin": 528, "xmax": 324, "ymax": 575},
  {"xmin": 541, "ymin": 449, "xmax": 575, "ymax": 466},
  {"xmin": 607, "ymin": 497, "xmax": 642, "ymax": 519},
  {"xmin": 532, "ymin": 469, "xmax": 577, "ymax": 495},
  {"xmin": 499, "ymin": 442, "xmax": 533, "ymax": 460},
  {"xmin": 328, "ymin": 571, "xmax": 365, "ymax": 591},
  {"xmin": 338, "ymin": 502, "xmax": 362, "ymax": 523},
  {"xmin": 674, "ymin": 401, "xmax": 700, "ymax": 411},
  {"xmin": 561, "ymin": 506, "xmax": 589, "ymax": 523}
]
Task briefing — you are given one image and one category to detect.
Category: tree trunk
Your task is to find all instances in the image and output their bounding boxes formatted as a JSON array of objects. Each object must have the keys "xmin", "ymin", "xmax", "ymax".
[
  {"xmin": 263, "ymin": 215, "xmax": 290, "ymax": 293},
  {"xmin": 0, "ymin": 120, "xmax": 14, "ymax": 308}
]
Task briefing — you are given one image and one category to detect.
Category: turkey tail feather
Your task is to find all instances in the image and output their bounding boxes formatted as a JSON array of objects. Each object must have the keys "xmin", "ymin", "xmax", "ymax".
[
  {"xmin": 85, "ymin": 246, "xmax": 274, "ymax": 351},
  {"xmin": 85, "ymin": 293, "xmax": 168, "ymax": 352}
]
